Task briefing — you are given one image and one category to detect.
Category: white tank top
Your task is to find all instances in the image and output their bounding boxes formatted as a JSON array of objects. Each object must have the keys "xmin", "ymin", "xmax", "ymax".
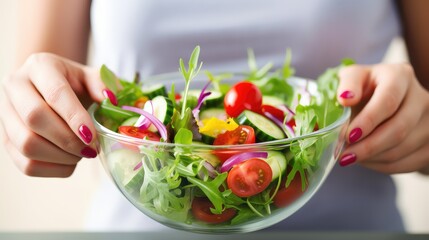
[{"xmin": 86, "ymin": 0, "xmax": 404, "ymax": 231}]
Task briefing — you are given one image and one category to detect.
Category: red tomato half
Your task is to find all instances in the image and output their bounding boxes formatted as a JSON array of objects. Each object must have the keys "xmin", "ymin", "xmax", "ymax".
[
  {"xmin": 273, "ymin": 172, "xmax": 307, "ymax": 208},
  {"xmin": 227, "ymin": 158, "xmax": 272, "ymax": 197},
  {"xmin": 224, "ymin": 81, "xmax": 262, "ymax": 117},
  {"xmin": 213, "ymin": 126, "xmax": 255, "ymax": 162},
  {"xmin": 191, "ymin": 197, "xmax": 237, "ymax": 224},
  {"xmin": 261, "ymin": 105, "xmax": 285, "ymax": 121},
  {"xmin": 118, "ymin": 126, "xmax": 161, "ymax": 141},
  {"xmin": 286, "ymin": 118, "xmax": 296, "ymax": 128}
]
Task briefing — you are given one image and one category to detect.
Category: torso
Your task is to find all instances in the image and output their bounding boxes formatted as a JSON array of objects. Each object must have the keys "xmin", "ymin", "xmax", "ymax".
[{"xmin": 86, "ymin": 0, "xmax": 404, "ymax": 231}]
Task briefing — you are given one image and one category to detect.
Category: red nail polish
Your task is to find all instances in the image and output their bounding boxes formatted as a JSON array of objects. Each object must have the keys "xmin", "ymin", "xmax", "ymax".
[
  {"xmin": 339, "ymin": 153, "xmax": 356, "ymax": 167},
  {"xmin": 340, "ymin": 90, "xmax": 354, "ymax": 99},
  {"xmin": 81, "ymin": 147, "xmax": 97, "ymax": 158},
  {"xmin": 103, "ymin": 88, "xmax": 118, "ymax": 106},
  {"xmin": 349, "ymin": 128, "xmax": 362, "ymax": 143},
  {"xmin": 78, "ymin": 124, "xmax": 93, "ymax": 144}
]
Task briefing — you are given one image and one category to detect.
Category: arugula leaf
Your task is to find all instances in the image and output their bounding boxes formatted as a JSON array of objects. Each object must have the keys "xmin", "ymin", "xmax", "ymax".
[
  {"xmin": 187, "ymin": 173, "xmax": 228, "ymax": 214},
  {"xmin": 256, "ymin": 77, "xmax": 294, "ymax": 104},
  {"xmin": 231, "ymin": 208, "xmax": 262, "ymax": 225},
  {"xmin": 174, "ymin": 128, "xmax": 193, "ymax": 145},
  {"xmin": 246, "ymin": 49, "xmax": 295, "ymax": 104},
  {"xmin": 205, "ymin": 70, "xmax": 233, "ymax": 95},
  {"xmin": 281, "ymin": 48, "xmax": 295, "ymax": 79},
  {"xmin": 286, "ymin": 59, "xmax": 354, "ymax": 188},
  {"xmin": 317, "ymin": 58, "xmax": 355, "ymax": 102},
  {"xmin": 100, "ymin": 65, "xmax": 123, "ymax": 94},
  {"xmin": 247, "ymin": 49, "xmax": 273, "ymax": 80},
  {"xmin": 179, "ymin": 46, "xmax": 203, "ymax": 117},
  {"xmin": 98, "ymin": 99, "xmax": 138, "ymax": 123},
  {"xmin": 115, "ymin": 82, "xmax": 144, "ymax": 106}
]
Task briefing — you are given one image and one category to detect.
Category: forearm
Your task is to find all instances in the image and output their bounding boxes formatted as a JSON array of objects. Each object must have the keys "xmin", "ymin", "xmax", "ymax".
[
  {"xmin": 397, "ymin": 0, "xmax": 429, "ymax": 91},
  {"xmin": 15, "ymin": 0, "xmax": 91, "ymax": 68}
]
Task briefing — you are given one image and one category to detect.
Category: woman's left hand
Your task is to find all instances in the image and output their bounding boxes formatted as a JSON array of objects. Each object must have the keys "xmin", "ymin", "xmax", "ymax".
[{"xmin": 337, "ymin": 63, "xmax": 429, "ymax": 174}]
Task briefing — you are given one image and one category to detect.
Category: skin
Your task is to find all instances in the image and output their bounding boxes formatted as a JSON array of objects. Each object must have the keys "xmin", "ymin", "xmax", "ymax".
[
  {"xmin": 0, "ymin": 0, "xmax": 428, "ymax": 177},
  {"xmin": 337, "ymin": 0, "xmax": 429, "ymax": 175}
]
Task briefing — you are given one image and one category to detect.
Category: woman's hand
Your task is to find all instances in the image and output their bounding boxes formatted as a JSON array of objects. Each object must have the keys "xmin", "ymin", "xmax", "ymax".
[
  {"xmin": 337, "ymin": 63, "xmax": 429, "ymax": 174},
  {"xmin": 0, "ymin": 53, "xmax": 106, "ymax": 177}
]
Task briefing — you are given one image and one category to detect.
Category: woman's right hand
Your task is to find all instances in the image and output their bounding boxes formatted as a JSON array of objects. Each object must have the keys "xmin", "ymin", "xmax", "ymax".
[{"xmin": 0, "ymin": 53, "xmax": 106, "ymax": 177}]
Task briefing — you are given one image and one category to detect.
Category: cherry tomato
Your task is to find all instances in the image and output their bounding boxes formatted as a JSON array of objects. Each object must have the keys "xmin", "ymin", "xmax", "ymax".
[
  {"xmin": 118, "ymin": 126, "xmax": 161, "ymax": 141},
  {"xmin": 213, "ymin": 126, "xmax": 255, "ymax": 162},
  {"xmin": 227, "ymin": 158, "xmax": 272, "ymax": 197},
  {"xmin": 191, "ymin": 197, "xmax": 237, "ymax": 224},
  {"xmin": 224, "ymin": 81, "xmax": 262, "ymax": 117},
  {"xmin": 273, "ymin": 172, "xmax": 307, "ymax": 208},
  {"xmin": 261, "ymin": 105, "xmax": 285, "ymax": 121}
]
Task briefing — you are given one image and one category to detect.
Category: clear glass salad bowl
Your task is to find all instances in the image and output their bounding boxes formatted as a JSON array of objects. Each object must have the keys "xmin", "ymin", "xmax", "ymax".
[{"xmin": 88, "ymin": 73, "xmax": 351, "ymax": 234}]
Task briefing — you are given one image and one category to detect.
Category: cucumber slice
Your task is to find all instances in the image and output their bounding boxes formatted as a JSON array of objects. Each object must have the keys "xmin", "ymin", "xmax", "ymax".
[
  {"xmin": 108, "ymin": 149, "xmax": 143, "ymax": 194},
  {"xmin": 200, "ymin": 108, "xmax": 226, "ymax": 121},
  {"xmin": 262, "ymin": 95, "xmax": 286, "ymax": 107},
  {"xmin": 124, "ymin": 168, "xmax": 144, "ymax": 195},
  {"xmin": 142, "ymin": 83, "xmax": 167, "ymax": 99},
  {"xmin": 204, "ymin": 91, "xmax": 223, "ymax": 108},
  {"xmin": 237, "ymin": 110, "xmax": 285, "ymax": 142},
  {"xmin": 120, "ymin": 116, "xmax": 139, "ymax": 126},
  {"xmin": 201, "ymin": 133, "xmax": 215, "ymax": 145},
  {"xmin": 149, "ymin": 96, "xmax": 174, "ymax": 125},
  {"xmin": 191, "ymin": 141, "xmax": 221, "ymax": 167},
  {"xmin": 186, "ymin": 90, "xmax": 223, "ymax": 108},
  {"xmin": 264, "ymin": 151, "xmax": 287, "ymax": 181}
]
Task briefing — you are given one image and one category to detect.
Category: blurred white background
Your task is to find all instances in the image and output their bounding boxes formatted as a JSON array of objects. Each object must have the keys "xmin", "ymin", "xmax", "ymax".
[{"xmin": 1, "ymin": 1, "xmax": 428, "ymax": 233}]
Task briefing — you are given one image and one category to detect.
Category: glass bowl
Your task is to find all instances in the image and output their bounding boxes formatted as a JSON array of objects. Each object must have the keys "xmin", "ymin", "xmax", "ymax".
[{"xmin": 88, "ymin": 73, "xmax": 350, "ymax": 234}]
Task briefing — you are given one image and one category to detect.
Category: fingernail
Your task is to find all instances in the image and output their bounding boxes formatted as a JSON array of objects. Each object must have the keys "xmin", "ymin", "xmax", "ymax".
[
  {"xmin": 340, "ymin": 90, "xmax": 354, "ymax": 99},
  {"xmin": 78, "ymin": 124, "xmax": 93, "ymax": 144},
  {"xmin": 81, "ymin": 147, "xmax": 97, "ymax": 158},
  {"xmin": 339, "ymin": 153, "xmax": 356, "ymax": 167},
  {"xmin": 102, "ymin": 88, "xmax": 118, "ymax": 106},
  {"xmin": 349, "ymin": 128, "xmax": 362, "ymax": 144}
]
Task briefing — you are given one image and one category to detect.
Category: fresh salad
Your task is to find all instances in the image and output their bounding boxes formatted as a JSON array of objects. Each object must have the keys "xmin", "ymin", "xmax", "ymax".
[{"xmin": 94, "ymin": 46, "xmax": 352, "ymax": 226}]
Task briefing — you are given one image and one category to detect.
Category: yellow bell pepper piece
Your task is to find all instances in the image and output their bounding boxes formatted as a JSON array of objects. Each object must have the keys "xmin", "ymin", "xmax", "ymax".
[{"xmin": 199, "ymin": 117, "xmax": 238, "ymax": 137}]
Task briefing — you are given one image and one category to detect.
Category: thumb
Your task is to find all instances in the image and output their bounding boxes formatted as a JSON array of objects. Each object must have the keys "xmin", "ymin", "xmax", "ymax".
[
  {"xmin": 81, "ymin": 66, "xmax": 106, "ymax": 103},
  {"xmin": 336, "ymin": 65, "xmax": 371, "ymax": 107},
  {"xmin": 56, "ymin": 56, "xmax": 106, "ymax": 103}
]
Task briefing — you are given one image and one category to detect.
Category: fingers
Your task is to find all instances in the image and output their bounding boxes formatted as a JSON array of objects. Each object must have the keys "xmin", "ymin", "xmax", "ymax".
[
  {"xmin": 340, "ymin": 90, "xmax": 423, "ymax": 166},
  {"xmin": 338, "ymin": 64, "xmax": 409, "ymax": 145},
  {"xmin": 2, "ymin": 94, "xmax": 84, "ymax": 165},
  {"xmin": 1, "ymin": 53, "xmax": 103, "ymax": 177},
  {"xmin": 4, "ymin": 137, "xmax": 77, "ymax": 178},
  {"xmin": 80, "ymin": 66, "xmax": 106, "ymax": 103},
  {"xmin": 336, "ymin": 63, "xmax": 429, "ymax": 173},
  {"xmin": 24, "ymin": 53, "xmax": 98, "ymax": 146},
  {"xmin": 4, "ymin": 72, "xmax": 96, "ymax": 158},
  {"xmin": 361, "ymin": 142, "xmax": 429, "ymax": 174},
  {"xmin": 337, "ymin": 65, "xmax": 370, "ymax": 106}
]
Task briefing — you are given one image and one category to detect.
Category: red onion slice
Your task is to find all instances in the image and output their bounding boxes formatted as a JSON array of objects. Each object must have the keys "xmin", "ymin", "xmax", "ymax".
[
  {"xmin": 122, "ymin": 105, "xmax": 168, "ymax": 141},
  {"xmin": 133, "ymin": 161, "xmax": 142, "ymax": 171},
  {"xmin": 192, "ymin": 80, "xmax": 212, "ymax": 124},
  {"xmin": 134, "ymin": 100, "xmax": 153, "ymax": 130},
  {"xmin": 220, "ymin": 152, "xmax": 268, "ymax": 172}
]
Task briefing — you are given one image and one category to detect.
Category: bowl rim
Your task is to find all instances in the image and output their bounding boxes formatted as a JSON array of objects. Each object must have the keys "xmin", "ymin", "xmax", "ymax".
[{"xmin": 89, "ymin": 74, "xmax": 351, "ymax": 149}]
